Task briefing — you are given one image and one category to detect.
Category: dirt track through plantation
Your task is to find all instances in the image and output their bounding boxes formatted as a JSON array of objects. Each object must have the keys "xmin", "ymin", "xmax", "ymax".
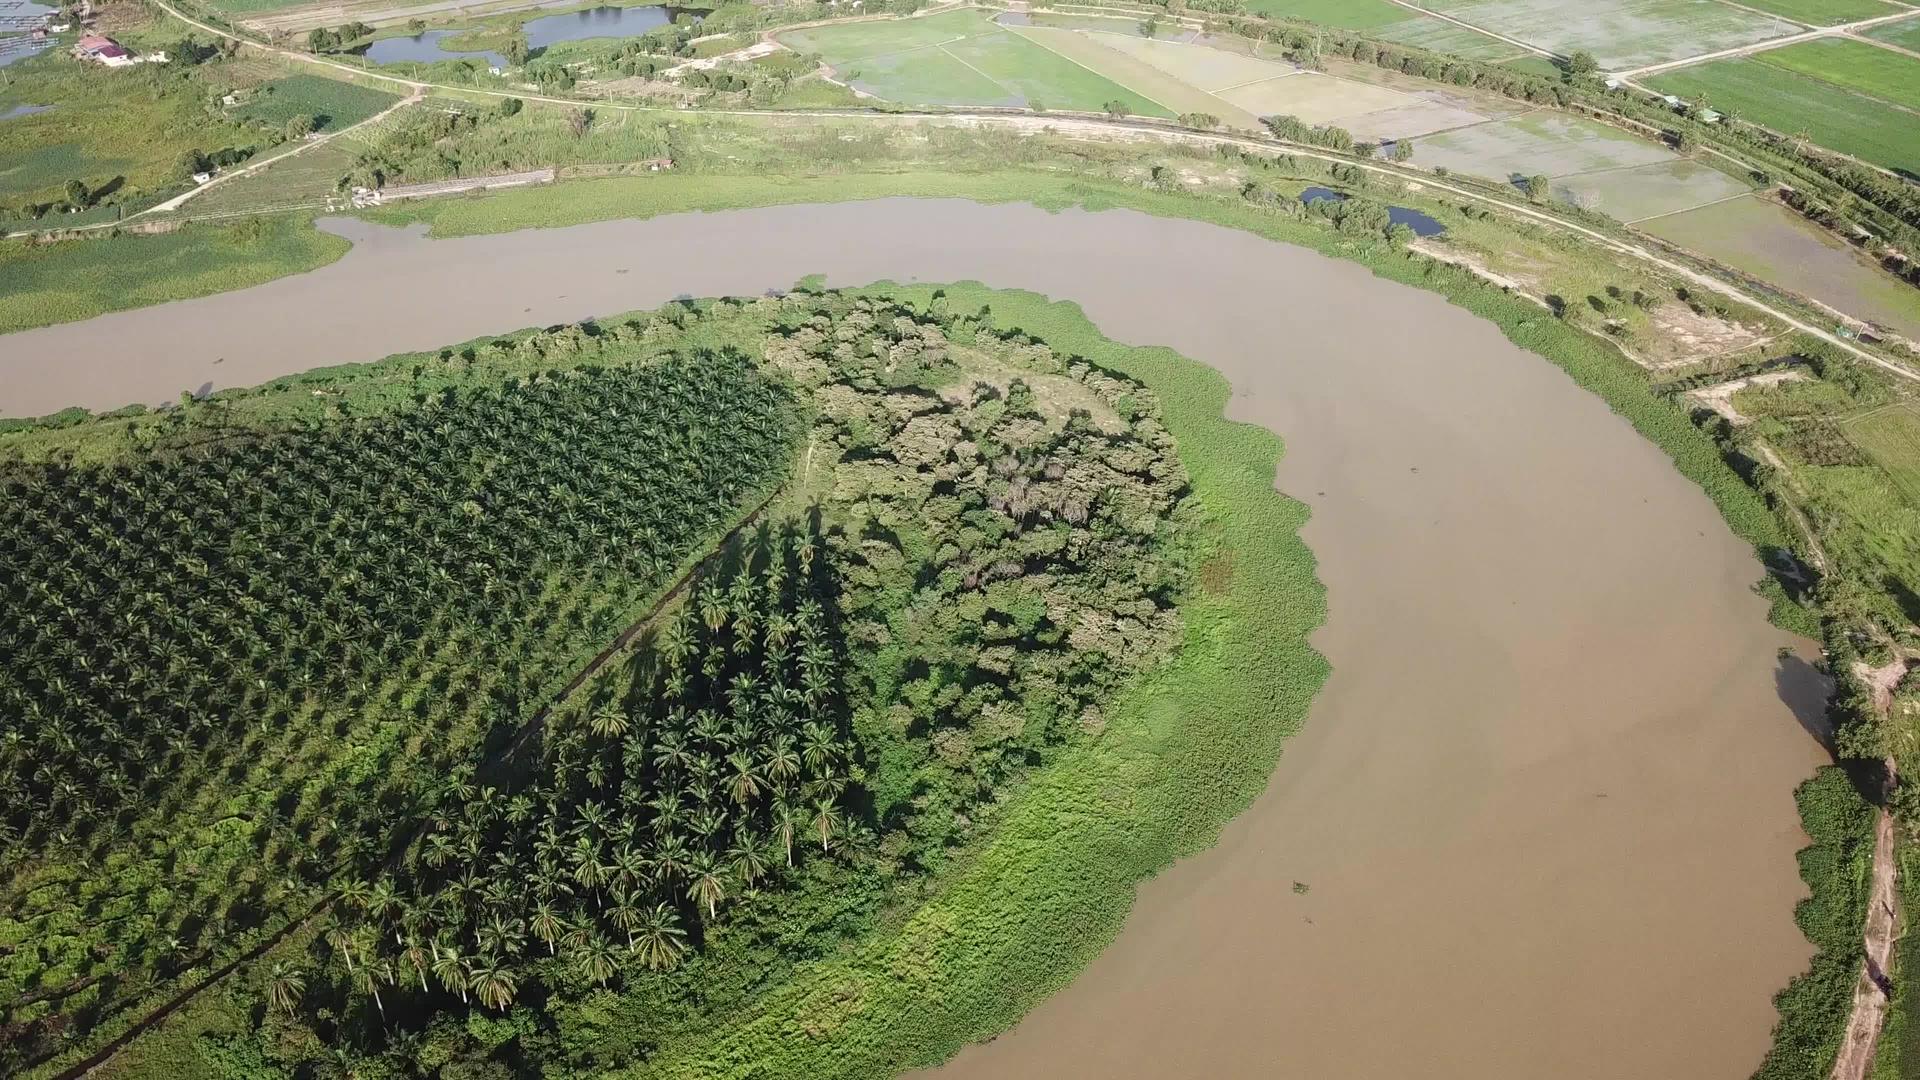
[{"xmin": 0, "ymin": 200, "xmax": 1832, "ymax": 1078}]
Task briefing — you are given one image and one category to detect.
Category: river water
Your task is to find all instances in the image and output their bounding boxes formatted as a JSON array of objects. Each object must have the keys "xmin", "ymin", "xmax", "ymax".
[{"xmin": 0, "ymin": 199, "xmax": 1828, "ymax": 1078}]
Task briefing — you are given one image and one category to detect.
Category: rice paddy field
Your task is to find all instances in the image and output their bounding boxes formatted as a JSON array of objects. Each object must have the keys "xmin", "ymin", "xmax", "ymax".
[
  {"xmin": 1647, "ymin": 59, "xmax": 1920, "ymax": 177},
  {"xmin": 1730, "ymin": 0, "xmax": 1909, "ymax": 24},
  {"xmin": 1866, "ymin": 15, "xmax": 1920, "ymax": 50},
  {"xmin": 1240, "ymin": 0, "xmax": 1415, "ymax": 29},
  {"xmin": 1372, "ymin": 16, "xmax": 1537, "ymax": 61},
  {"xmin": 775, "ymin": 11, "xmax": 1761, "ymax": 225},
  {"xmin": 777, "ymin": 9, "xmax": 1169, "ymax": 114},
  {"xmin": 1410, "ymin": 0, "xmax": 1800, "ymax": 69},
  {"xmin": 1754, "ymin": 37, "xmax": 1920, "ymax": 112},
  {"xmin": 1411, "ymin": 111, "xmax": 1750, "ymax": 219},
  {"xmin": 1639, "ymin": 195, "xmax": 1920, "ymax": 340}
]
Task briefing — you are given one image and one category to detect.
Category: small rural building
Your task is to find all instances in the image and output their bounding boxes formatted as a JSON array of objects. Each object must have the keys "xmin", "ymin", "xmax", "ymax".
[{"xmin": 75, "ymin": 33, "xmax": 133, "ymax": 66}]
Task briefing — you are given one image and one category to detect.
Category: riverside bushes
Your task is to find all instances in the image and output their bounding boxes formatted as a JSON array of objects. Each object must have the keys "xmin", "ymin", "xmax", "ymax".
[{"xmin": 1753, "ymin": 767, "xmax": 1875, "ymax": 1080}]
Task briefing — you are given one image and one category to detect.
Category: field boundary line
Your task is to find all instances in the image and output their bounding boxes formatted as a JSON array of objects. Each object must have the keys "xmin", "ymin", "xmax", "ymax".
[
  {"xmin": 1212, "ymin": 71, "xmax": 1307, "ymax": 93},
  {"xmin": 1625, "ymin": 189, "xmax": 1759, "ymax": 225},
  {"xmin": 1848, "ymin": 29, "xmax": 1920, "ymax": 61},
  {"xmin": 1005, "ymin": 25, "xmax": 1184, "ymax": 117},
  {"xmin": 826, "ymin": 32, "xmax": 976, "ymax": 67},
  {"xmin": 935, "ymin": 40, "xmax": 1019, "ymax": 98},
  {"xmin": 1701, "ymin": 0, "xmax": 1814, "ymax": 30}
]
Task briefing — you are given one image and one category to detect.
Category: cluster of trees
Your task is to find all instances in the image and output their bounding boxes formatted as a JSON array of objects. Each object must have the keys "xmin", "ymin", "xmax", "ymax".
[
  {"xmin": 191, "ymin": 292, "xmax": 1196, "ymax": 1077},
  {"xmin": 0, "ymin": 357, "xmax": 795, "ymax": 848},
  {"xmin": 1262, "ymin": 112, "xmax": 1355, "ymax": 153},
  {"xmin": 680, "ymin": 69, "xmax": 750, "ymax": 93},
  {"xmin": 313, "ymin": 522, "xmax": 857, "ymax": 1024},
  {"xmin": 306, "ymin": 21, "xmax": 374, "ymax": 53}
]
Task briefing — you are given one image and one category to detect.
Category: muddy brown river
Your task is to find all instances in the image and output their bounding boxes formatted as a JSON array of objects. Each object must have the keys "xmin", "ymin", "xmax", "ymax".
[{"xmin": 0, "ymin": 199, "xmax": 1829, "ymax": 1078}]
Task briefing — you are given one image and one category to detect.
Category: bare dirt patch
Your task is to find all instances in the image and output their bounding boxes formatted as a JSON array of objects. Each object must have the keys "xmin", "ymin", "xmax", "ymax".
[
  {"xmin": 1648, "ymin": 298, "xmax": 1769, "ymax": 366},
  {"xmin": 1681, "ymin": 368, "xmax": 1806, "ymax": 424}
]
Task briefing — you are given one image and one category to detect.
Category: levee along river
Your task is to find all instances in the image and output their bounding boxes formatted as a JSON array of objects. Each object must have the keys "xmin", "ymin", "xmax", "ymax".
[{"xmin": 0, "ymin": 199, "xmax": 1830, "ymax": 1078}]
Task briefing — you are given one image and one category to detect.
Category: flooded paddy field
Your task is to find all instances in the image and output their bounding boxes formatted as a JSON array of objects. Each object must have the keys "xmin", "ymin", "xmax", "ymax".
[
  {"xmin": 1640, "ymin": 193, "xmax": 1920, "ymax": 341},
  {"xmin": 0, "ymin": 198, "xmax": 1829, "ymax": 1080}
]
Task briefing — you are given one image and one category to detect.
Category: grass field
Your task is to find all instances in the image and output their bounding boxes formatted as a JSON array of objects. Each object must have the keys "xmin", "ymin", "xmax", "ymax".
[
  {"xmin": 233, "ymin": 74, "xmax": 399, "ymax": 131},
  {"xmin": 1728, "ymin": 0, "xmax": 1906, "ymax": 23},
  {"xmin": 0, "ymin": 217, "xmax": 349, "ymax": 334},
  {"xmin": 1416, "ymin": 0, "xmax": 1799, "ymax": 69},
  {"xmin": 777, "ymin": 11, "xmax": 1170, "ymax": 114},
  {"xmin": 1865, "ymin": 15, "xmax": 1920, "ymax": 51},
  {"xmin": 1648, "ymin": 59, "xmax": 1920, "ymax": 177},
  {"xmin": 778, "ymin": 8, "xmax": 989, "ymax": 61},
  {"xmin": 1846, "ymin": 404, "xmax": 1920, "ymax": 509},
  {"xmin": 0, "ymin": 51, "xmax": 260, "ymax": 211},
  {"xmin": 1501, "ymin": 54, "xmax": 1566, "ymax": 78},
  {"xmin": 1756, "ymin": 37, "xmax": 1920, "ymax": 112}
]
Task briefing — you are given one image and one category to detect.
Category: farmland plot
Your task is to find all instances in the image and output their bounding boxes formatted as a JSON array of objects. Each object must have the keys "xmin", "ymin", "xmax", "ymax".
[
  {"xmin": 1415, "ymin": 0, "xmax": 1800, "ymax": 69},
  {"xmin": 1757, "ymin": 37, "xmax": 1920, "ymax": 112},
  {"xmin": 1846, "ymin": 404, "xmax": 1920, "ymax": 509},
  {"xmin": 1727, "ymin": 0, "xmax": 1906, "ymax": 24},
  {"xmin": 778, "ymin": 12, "xmax": 1169, "ymax": 114},
  {"xmin": 1648, "ymin": 59, "xmax": 1920, "ymax": 177},
  {"xmin": 1866, "ymin": 15, "xmax": 1920, "ymax": 51}
]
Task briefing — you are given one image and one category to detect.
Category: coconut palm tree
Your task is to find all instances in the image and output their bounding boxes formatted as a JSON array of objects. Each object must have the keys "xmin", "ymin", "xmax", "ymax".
[{"xmin": 265, "ymin": 961, "xmax": 306, "ymax": 1016}]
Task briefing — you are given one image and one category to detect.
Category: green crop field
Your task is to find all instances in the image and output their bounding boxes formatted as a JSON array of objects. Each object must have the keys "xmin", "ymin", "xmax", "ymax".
[
  {"xmin": 1846, "ymin": 404, "xmax": 1920, "ymax": 510},
  {"xmin": 1725, "ymin": 0, "xmax": 1904, "ymax": 24},
  {"xmin": 1865, "ymin": 15, "xmax": 1920, "ymax": 51},
  {"xmin": 777, "ymin": 11, "xmax": 1169, "ymax": 114},
  {"xmin": 1240, "ymin": 0, "xmax": 1418, "ymax": 29},
  {"xmin": 1414, "ymin": 0, "xmax": 1799, "ymax": 69},
  {"xmin": 1757, "ymin": 37, "xmax": 1920, "ymax": 112},
  {"xmin": 777, "ymin": 8, "xmax": 993, "ymax": 62},
  {"xmin": 1648, "ymin": 59, "xmax": 1920, "ymax": 177},
  {"xmin": 233, "ymin": 75, "xmax": 400, "ymax": 132}
]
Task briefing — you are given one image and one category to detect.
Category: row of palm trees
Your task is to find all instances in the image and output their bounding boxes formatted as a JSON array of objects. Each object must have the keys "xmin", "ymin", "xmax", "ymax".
[
  {"xmin": 309, "ymin": 526, "xmax": 857, "ymax": 1014},
  {"xmin": 1, "ymin": 354, "xmax": 797, "ymax": 846}
]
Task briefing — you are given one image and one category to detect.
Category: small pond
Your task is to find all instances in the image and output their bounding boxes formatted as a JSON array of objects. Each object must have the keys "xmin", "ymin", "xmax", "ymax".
[
  {"xmin": 0, "ymin": 103, "xmax": 52, "ymax": 120},
  {"xmin": 361, "ymin": 4, "xmax": 688, "ymax": 67},
  {"xmin": 1300, "ymin": 185, "xmax": 1447, "ymax": 237}
]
